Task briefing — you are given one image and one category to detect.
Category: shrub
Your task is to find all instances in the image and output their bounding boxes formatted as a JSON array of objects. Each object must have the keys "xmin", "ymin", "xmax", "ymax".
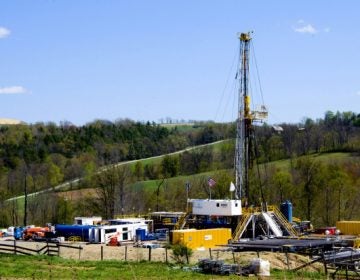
[{"xmin": 171, "ymin": 244, "xmax": 192, "ymax": 264}]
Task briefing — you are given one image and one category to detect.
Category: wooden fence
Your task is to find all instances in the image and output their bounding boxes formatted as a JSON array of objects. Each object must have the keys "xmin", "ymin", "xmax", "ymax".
[{"xmin": 0, "ymin": 240, "xmax": 82, "ymax": 257}]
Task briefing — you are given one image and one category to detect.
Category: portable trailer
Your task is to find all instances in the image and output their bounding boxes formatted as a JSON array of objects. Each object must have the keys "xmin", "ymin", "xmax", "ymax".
[{"xmin": 89, "ymin": 222, "xmax": 148, "ymax": 244}]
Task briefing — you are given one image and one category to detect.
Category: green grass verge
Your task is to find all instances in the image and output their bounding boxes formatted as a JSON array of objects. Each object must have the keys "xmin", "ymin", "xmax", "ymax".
[{"xmin": 0, "ymin": 254, "xmax": 328, "ymax": 279}]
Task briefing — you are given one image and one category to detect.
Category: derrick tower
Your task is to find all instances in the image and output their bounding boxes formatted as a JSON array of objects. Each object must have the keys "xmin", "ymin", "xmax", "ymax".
[{"xmin": 235, "ymin": 32, "xmax": 267, "ymax": 205}]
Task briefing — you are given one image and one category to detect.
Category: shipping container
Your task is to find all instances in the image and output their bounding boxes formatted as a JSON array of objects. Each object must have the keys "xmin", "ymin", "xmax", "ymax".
[
  {"xmin": 336, "ymin": 221, "xmax": 360, "ymax": 235},
  {"xmin": 172, "ymin": 228, "xmax": 231, "ymax": 249}
]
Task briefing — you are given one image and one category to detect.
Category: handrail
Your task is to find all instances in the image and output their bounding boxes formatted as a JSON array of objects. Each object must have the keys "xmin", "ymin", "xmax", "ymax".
[
  {"xmin": 269, "ymin": 206, "xmax": 298, "ymax": 237},
  {"xmin": 174, "ymin": 212, "xmax": 190, "ymax": 230},
  {"xmin": 232, "ymin": 213, "xmax": 252, "ymax": 241}
]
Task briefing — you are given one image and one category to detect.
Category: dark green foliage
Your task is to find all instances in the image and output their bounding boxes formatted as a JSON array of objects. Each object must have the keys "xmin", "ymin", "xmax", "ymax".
[
  {"xmin": 171, "ymin": 244, "xmax": 193, "ymax": 264},
  {"xmin": 179, "ymin": 147, "xmax": 213, "ymax": 175},
  {"xmin": 161, "ymin": 155, "xmax": 180, "ymax": 177},
  {"xmin": 0, "ymin": 121, "xmax": 230, "ymax": 199}
]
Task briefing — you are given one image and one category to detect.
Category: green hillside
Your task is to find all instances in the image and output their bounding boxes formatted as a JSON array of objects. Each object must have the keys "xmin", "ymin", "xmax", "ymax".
[{"xmin": 0, "ymin": 111, "xmax": 359, "ymax": 227}]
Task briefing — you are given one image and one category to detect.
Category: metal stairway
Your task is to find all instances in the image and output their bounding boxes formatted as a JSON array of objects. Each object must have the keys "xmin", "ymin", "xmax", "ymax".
[
  {"xmin": 174, "ymin": 212, "xmax": 190, "ymax": 230},
  {"xmin": 262, "ymin": 212, "xmax": 283, "ymax": 237},
  {"xmin": 268, "ymin": 205, "xmax": 298, "ymax": 237},
  {"xmin": 232, "ymin": 212, "xmax": 252, "ymax": 241}
]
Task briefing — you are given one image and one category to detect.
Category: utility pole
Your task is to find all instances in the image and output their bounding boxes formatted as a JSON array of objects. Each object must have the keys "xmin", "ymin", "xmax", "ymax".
[
  {"xmin": 23, "ymin": 168, "xmax": 28, "ymax": 226},
  {"xmin": 156, "ymin": 179, "xmax": 165, "ymax": 212},
  {"xmin": 185, "ymin": 181, "xmax": 190, "ymax": 212}
]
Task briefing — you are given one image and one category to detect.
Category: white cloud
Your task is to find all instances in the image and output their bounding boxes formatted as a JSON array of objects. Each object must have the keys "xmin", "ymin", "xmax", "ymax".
[
  {"xmin": 0, "ymin": 86, "xmax": 28, "ymax": 94},
  {"xmin": 324, "ymin": 27, "xmax": 331, "ymax": 33},
  {"xmin": 294, "ymin": 24, "xmax": 318, "ymax": 34},
  {"xmin": 0, "ymin": 27, "xmax": 10, "ymax": 38}
]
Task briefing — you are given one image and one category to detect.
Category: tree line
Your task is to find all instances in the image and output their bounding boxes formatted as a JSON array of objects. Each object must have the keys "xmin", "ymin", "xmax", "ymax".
[
  {"xmin": 0, "ymin": 111, "xmax": 359, "ymax": 227},
  {"xmin": 0, "ymin": 119, "xmax": 232, "ymax": 199}
]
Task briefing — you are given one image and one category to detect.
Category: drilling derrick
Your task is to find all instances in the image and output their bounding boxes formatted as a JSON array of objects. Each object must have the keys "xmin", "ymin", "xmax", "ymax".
[{"xmin": 235, "ymin": 32, "xmax": 267, "ymax": 206}]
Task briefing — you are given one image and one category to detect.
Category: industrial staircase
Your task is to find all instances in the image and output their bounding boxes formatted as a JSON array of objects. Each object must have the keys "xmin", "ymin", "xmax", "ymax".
[
  {"xmin": 174, "ymin": 212, "xmax": 190, "ymax": 230},
  {"xmin": 231, "ymin": 205, "xmax": 298, "ymax": 241},
  {"xmin": 262, "ymin": 212, "xmax": 283, "ymax": 237},
  {"xmin": 268, "ymin": 205, "xmax": 298, "ymax": 237},
  {"xmin": 232, "ymin": 212, "xmax": 252, "ymax": 241}
]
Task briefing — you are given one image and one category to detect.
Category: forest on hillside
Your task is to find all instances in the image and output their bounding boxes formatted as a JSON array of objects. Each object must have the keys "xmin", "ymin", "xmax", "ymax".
[{"xmin": 0, "ymin": 110, "xmax": 359, "ymax": 227}]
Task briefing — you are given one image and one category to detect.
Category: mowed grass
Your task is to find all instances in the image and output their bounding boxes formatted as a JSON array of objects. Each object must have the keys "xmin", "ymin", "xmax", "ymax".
[
  {"xmin": 0, "ymin": 254, "xmax": 211, "ymax": 279},
  {"xmin": 266, "ymin": 152, "xmax": 358, "ymax": 171},
  {"xmin": 0, "ymin": 253, "xmax": 327, "ymax": 279}
]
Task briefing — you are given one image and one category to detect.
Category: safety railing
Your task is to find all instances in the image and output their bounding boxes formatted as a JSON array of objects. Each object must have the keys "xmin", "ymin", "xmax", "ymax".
[{"xmin": 232, "ymin": 212, "xmax": 252, "ymax": 241}]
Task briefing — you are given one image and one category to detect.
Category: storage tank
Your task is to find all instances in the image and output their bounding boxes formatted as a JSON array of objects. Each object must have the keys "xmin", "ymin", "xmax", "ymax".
[
  {"xmin": 280, "ymin": 200, "xmax": 293, "ymax": 223},
  {"xmin": 136, "ymin": 228, "xmax": 146, "ymax": 241},
  {"xmin": 55, "ymin": 224, "xmax": 95, "ymax": 241}
]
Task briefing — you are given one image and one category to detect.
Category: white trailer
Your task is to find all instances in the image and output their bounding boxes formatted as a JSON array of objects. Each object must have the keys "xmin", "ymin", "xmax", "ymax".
[
  {"xmin": 89, "ymin": 221, "xmax": 148, "ymax": 244},
  {"xmin": 188, "ymin": 199, "xmax": 242, "ymax": 216},
  {"xmin": 74, "ymin": 216, "xmax": 102, "ymax": 225}
]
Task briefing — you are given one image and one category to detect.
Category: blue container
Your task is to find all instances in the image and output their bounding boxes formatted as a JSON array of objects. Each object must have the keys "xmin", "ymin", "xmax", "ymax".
[
  {"xmin": 280, "ymin": 200, "xmax": 293, "ymax": 223},
  {"xmin": 14, "ymin": 227, "xmax": 24, "ymax": 240},
  {"xmin": 136, "ymin": 228, "xmax": 146, "ymax": 241},
  {"xmin": 55, "ymin": 224, "xmax": 94, "ymax": 242}
]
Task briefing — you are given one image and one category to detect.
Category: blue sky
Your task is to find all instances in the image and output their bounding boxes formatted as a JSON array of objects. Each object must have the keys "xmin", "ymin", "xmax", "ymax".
[{"xmin": 0, "ymin": 1, "xmax": 359, "ymax": 125}]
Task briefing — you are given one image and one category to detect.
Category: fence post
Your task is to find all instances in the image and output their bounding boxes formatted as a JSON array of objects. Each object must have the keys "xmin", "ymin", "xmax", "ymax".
[
  {"xmin": 57, "ymin": 243, "xmax": 60, "ymax": 257},
  {"xmin": 47, "ymin": 241, "xmax": 49, "ymax": 256},
  {"xmin": 185, "ymin": 248, "xmax": 189, "ymax": 264},
  {"xmin": 125, "ymin": 246, "xmax": 127, "ymax": 261},
  {"xmin": 78, "ymin": 245, "xmax": 81, "ymax": 260},
  {"xmin": 148, "ymin": 247, "xmax": 152, "ymax": 261},
  {"xmin": 13, "ymin": 239, "xmax": 16, "ymax": 255},
  {"xmin": 165, "ymin": 247, "xmax": 168, "ymax": 263},
  {"xmin": 101, "ymin": 246, "xmax": 104, "ymax": 261},
  {"xmin": 209, "ymin": 248, "xmax": 212, "ymax": 260},
  {"xmin": 285, "ymin": 251, "xmax": 290, "ymax": 270},
  {"xmin": 322, "ymin": 253, "xmax": 328, "ymax": 276}
]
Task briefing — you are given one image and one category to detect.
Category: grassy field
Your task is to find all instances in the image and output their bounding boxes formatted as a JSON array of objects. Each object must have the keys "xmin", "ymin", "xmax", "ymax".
[
  {"xmin": 265, "ymin": 152, "xmax": 358, "ymax": 171},
  {"xmin": 0, "ymin": 253, "xmax": 327, "ymax": 279},
  {"xmin": 52, "ymin": 151, "xmax": 358, "ymax": 203}
]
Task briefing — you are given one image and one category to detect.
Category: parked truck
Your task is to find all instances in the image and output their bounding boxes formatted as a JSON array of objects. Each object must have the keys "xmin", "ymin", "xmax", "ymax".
[{"xmin": 22, "ymin": 227, "xmax": 52, "ymax": 241}]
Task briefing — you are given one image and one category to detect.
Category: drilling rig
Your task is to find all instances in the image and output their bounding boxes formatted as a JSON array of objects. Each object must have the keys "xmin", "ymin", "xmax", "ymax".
[
  {"xmin": 231, "ymin": 32, "xmax": 298, "ymax": 240},
  {"xmin": 235, "ymin": 32, "xmax": 268, "ymax": 205},
  {"xmin": 185, "ymin": 32, "xmax": 297, "ymax": 240}
]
